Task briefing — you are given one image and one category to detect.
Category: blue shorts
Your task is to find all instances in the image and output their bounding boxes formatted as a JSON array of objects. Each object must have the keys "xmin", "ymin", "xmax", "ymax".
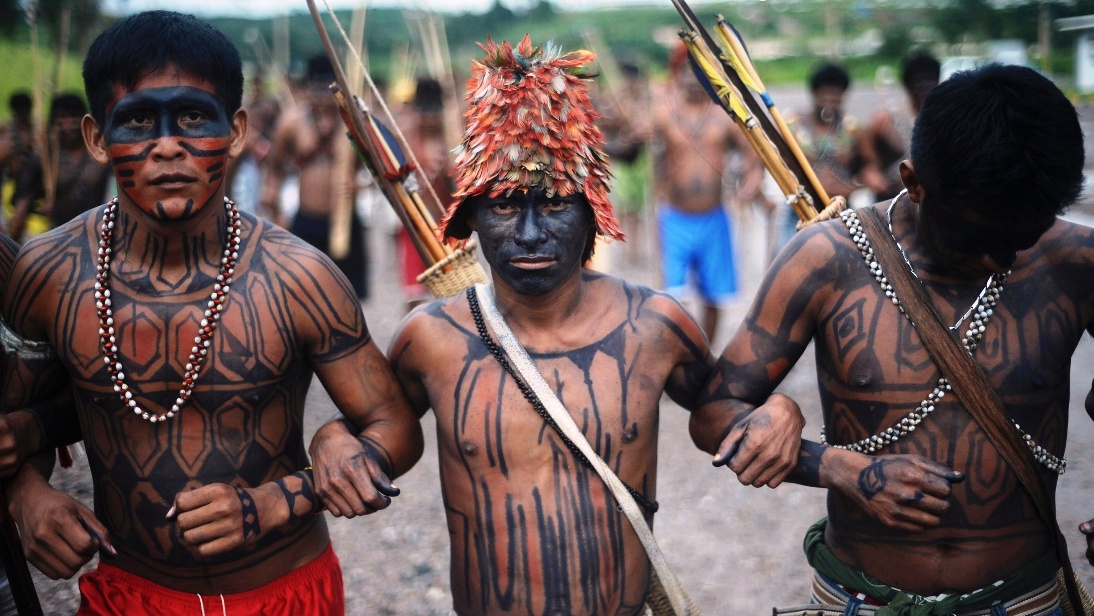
[{"xmin": 657, "ymin": 204, "xmax": 737, "ymax": 304}]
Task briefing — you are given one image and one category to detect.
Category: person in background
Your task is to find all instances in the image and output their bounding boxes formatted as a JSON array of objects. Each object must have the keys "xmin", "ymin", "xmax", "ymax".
[
  {"xmin": 771, "ymin": 63, "xmax": 860, "ymax": 253},
  {"xmin": 857, "ymin": 52, "xmax": 940, "ymax": 201},
  {"xmin": 262, "ymin": 55, "xmax": 370, "ymax": 300},
  {"xmin": 11, "ymin": 93, "xmax": 111, "ymax": 241},
  {"xmin": 650, "ymin": 43, "xmax": 763, "ymax": 341}
]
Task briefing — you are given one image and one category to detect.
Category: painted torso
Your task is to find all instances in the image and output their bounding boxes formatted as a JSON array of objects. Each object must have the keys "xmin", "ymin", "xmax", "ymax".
[
  {"xmin": 782, "ymin": 207, "xmax": 1094, "ymax": 591},
  {"xmin": 391, "ymin": 273, "xmax": 710, "ymax": 615},
  {"xmin": 6, "ymin": 209, "xmax": 369, "ymax": 593}
]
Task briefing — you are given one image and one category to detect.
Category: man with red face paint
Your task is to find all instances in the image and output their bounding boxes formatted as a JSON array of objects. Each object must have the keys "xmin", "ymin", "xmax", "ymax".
[
  {"xmin": 0, "ymin": 11, "xmax": 422, "ymax": 615},
  {"xmin": 308, "ymin": 36, "xmax": 805, "ymax": 615}
]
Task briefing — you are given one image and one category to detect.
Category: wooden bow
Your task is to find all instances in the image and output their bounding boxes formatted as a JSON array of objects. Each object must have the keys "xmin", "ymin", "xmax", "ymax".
[
  {"xmin": 305, "ymin": 0, "xmax": 471, "ymax": 275},
  {"xmin": 669, "ymin": 0, "xmax": 838, "ymax": 224}
]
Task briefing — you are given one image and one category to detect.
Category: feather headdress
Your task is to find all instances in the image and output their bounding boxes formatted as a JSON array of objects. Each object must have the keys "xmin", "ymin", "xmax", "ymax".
[{"xmin": 439, "ymin": 35, "xmax": 623, "ymax": 242}]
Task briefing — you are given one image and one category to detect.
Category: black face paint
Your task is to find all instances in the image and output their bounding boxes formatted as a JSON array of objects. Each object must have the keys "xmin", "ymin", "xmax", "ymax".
[
  {"xmin": 102, "ymin": 85, "xmax": 232, "ymax": 220},
  {"xmin": 471, "ymin": 189, "xmax": 593, "ymax": 296}
]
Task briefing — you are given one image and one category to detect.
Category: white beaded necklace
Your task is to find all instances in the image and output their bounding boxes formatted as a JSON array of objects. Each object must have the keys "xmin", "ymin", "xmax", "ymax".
[
  {"xmin": 820, "ymin": 196, "xmax": 1065, "ymax": 474},
  {"xmin": 96, "ymin": 196, "xmax": 241, "ymax": 423}
]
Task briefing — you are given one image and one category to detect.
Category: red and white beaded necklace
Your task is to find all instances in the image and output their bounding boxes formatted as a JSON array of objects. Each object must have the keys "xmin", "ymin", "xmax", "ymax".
[{"xmin": 95, "ymin": 196, "xmax": 241, "ymax": 423}]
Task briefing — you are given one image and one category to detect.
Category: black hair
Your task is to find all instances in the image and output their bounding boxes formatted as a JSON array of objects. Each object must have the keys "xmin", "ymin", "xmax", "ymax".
[
  {"xmin": 809, "ymin": 63, "xmax": 850, "ymax": 92},
  {"xmin": 82, "ymin": 11, "xmax": 243, "ymax": 125},
  {"xmin": 49, "ymin": 93, "xmax": 87, "ymax": 123},
  {"xmin": 902, "ymin": 51, "xmax": 940, "ymax": 91},
  {"xmin": 8, "ymin": 92, "xmax": 31, "ymax": 116},
  {"xmin": 306, "ymin": 55, "xmax": 335, "ymax": 85},
  {"xmin": 910, "ymin": 64, "xmax": 1083, "ymax": 222},
  {"xmin": 413, "ymin": 77, "xmax": 444, "ymax": 114}
]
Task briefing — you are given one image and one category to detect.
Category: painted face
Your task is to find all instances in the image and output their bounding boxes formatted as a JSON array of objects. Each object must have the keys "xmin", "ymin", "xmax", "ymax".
[
  {"xmin": 471, "ymin": 189, "xmax": 593, "ymax": 296},
  {"xmin": 53, "ymin": 114, "xmax": 84, "ymax": 150},
  {"xmin": 812, "ymin": 86, "xmax": 845, "ymax": 125},
  {"xmin": 101, "ymin": 77, "xmax": 232, "ymax": 220}
]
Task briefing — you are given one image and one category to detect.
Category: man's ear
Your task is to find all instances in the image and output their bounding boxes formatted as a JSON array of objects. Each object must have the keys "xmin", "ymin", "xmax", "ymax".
[
  {"xmin": 82, "ymin": 115, "xmax": 111, "ymax": 166},
  {"xmin": 898, "ymin": 160, "xmax": 925, "ymax": 204},
  {"xmin": 228, "ymin": 108, "xmax": 248, "ymax": 159}
]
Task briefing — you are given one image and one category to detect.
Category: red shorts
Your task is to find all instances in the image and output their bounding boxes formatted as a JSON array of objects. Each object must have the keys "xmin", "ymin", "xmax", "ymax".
[{"xmin": 76, "ymin": 544, "xmax": 345, "ymax": 616}]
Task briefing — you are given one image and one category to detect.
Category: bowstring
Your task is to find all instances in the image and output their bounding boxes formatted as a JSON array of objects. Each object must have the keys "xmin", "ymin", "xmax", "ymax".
[{"xmin": 319, "ymin": 0, "xmax": 448, "ymax": 216}]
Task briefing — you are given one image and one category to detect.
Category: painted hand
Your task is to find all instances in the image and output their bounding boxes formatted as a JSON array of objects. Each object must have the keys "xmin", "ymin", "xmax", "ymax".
[
  {"xmin": 1079, "ymin": 518, "xmax": 1094, "ymax": 566},
  {"xmin": 843, "ymin": 453, "xmax": 963, "ymax": 533},
  {"xmin": 13, "ymin": 484, "xmax": 115, "ymax": 579},
  {"xmin": 170, "ymin": 483, "xmax": 263, "ymax": 557},
  {"xmin": 714, "ymin": 393, "xmax": 804, "ymax": 488},
  {"xmin": 309, "ymin": 422, "xmax": 399, "ymax": 518}
]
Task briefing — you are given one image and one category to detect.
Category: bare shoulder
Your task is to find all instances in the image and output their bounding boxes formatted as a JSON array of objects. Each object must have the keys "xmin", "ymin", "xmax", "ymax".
[
  {"xmin": 1041, "ymin": 217, "xmax": 1094, "ymax": 254},
  {"xmin": 240, "ymin": 214, "xmax": 366, "ymax": 354},
  {"xmin": 587, "ymin": 271, "xmax": 709, "ymax": 352},
  {"xmin": 246, "ymin": 215, "xmax": 350, "ymax": 288},
  {"xmin": 772, "ymin": 212, "xmax": 858, "ymax": 277},
  {"xmin": 1036, "ymin": 217, "xmax": 1094, "ymax": 285},
  {"xmin": 389, "ymin": 293, "xmax": 477, "ymax": 368},
  {"xmin": 4, "ymin": 212, "xmax": 99, "ymax": 333}
]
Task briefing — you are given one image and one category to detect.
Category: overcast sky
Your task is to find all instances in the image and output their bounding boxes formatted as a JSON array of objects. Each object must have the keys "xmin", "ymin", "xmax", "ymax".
[{"xmin": 98, "ymin": 0, "xmax": 667, "ymax": 17}]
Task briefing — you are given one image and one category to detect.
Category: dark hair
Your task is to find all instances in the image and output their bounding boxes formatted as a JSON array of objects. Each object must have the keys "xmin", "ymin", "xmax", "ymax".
[
  {"xmin": 8, "ymin": 92, "xmax": 31, "ymax": 116},
  {"xmin": 902, "ymin": 52, "xmax": 940, "ymax": 91},
  {"xmin": 49, "ymin": 93, "xmax": 87, "ymax": 123},
  {"xmin": 306, "ymin": 55, "xmax": 335, "ymax": 85},
  {"xmin": 809, "ymin": 63, "xmax": 850, "ymax": 92},
  {"xmin": 413, "ymin": 77, "xmax": 444, "ymax": 113},
  {"xmin": 83, "ymin": 11, "xmax": 243, "ymax": 125},
  {"xmin": 910, "ymin": 64, "xmax": 1083, "ymax": 222}
]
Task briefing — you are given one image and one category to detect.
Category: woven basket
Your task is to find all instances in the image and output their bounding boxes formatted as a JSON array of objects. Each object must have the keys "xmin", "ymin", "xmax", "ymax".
[{"xmin": 417, "ymin": 239, "xmax": 489, "ymax": 298}]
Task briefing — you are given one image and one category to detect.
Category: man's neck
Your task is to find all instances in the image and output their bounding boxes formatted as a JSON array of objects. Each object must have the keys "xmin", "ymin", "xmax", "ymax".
[
  {"xmin": 111, "ymin": 194, "xmax": 231, "ymax": 278},
  {"xmin": 491, "ymin": 270, "xmax": 586, "ymax": 337}
]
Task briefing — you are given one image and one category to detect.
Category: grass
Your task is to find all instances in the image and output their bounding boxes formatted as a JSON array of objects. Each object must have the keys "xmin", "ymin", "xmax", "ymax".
[{"xmin": 0, "ymin": 39, "xmax": 86, "ymax": 123}]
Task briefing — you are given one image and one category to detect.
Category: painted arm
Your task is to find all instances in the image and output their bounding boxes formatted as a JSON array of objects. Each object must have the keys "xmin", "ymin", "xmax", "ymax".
[
  {"xmin": 0, "ymin": 233, "xmax": 115, "ymax": 578},
  {"xmin": 309, "ymin": 305, "xmax": 432, "ymax": 518},
  {"xmin": 171, "ymin": 241, "xmax": 423, "ymax": 555},
  {"xmin": 653, "ymin": 289, "xmax": 805, "ymax": 488},
  {"xmin": 855, "ymin": 111, "xmax": 893, "ymax": 196},
  {"xmin": 705, "ymin": 224, "xmax": 960, "ymax": 528}
]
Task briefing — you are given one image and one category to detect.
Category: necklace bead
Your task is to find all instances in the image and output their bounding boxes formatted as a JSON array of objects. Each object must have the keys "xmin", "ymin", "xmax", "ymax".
[
  {"xmin": 96, "ymin": 196, "xmax": 241, "ymax": 423},
  {"xmin": 822, "ymin": 202, "xmax": 1065, "ymax": 474}
]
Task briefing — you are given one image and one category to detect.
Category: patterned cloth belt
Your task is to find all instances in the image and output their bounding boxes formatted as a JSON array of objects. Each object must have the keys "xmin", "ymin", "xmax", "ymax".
[
  {"xmin": 800, "ymin": 518, "xmax": 1060, "ymax": 616},
  {"xmin": 802, "ymin": 570, "xmax": 1061, "ymax": 616}
]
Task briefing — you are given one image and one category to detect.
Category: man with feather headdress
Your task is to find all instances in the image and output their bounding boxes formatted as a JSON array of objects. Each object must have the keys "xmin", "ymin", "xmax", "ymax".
[{"xmin": 309, "ymin": 35, "xmax": 803, "ymax": 615}]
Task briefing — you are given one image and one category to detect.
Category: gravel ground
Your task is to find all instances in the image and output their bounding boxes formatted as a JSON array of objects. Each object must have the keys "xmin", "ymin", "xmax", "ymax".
[{"xmin": 27, "ymin": 86, "xmax": 1094, "ymax": 614}]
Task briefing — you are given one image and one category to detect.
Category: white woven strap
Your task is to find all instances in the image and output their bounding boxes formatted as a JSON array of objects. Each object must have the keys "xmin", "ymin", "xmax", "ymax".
[{"xmin": 474, "ymin": 284, "xmax": 693, "ymax": 615}]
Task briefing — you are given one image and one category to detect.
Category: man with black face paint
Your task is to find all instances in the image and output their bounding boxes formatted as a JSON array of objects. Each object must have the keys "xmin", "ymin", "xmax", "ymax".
[
  {"xmin": 10, "ymin": 94, "xmax": 111, "ymax": 241},
  {"xmin": 711, "ymin": 64, "xmax": 1094, "ymax": 614},
  {"xmin": 0, "ymin": 12, "xmax": 422, "ymax": 615},
  {"xmin": 309, "ymin": 36, "xmax": 804, "ymax": 615}
]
